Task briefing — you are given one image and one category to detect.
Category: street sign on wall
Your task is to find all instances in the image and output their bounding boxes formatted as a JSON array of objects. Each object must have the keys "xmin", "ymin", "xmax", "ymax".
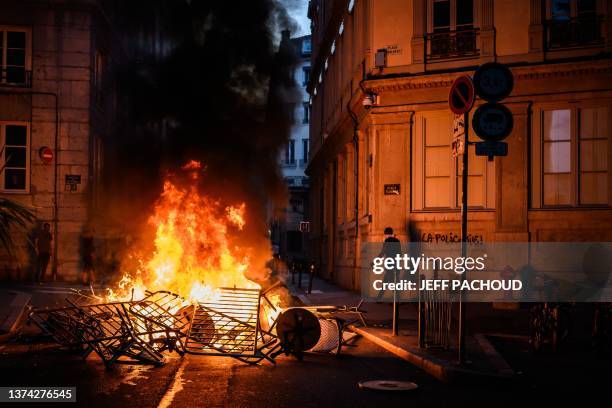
[
  {"xmin": 473, "ymin": 62, "xmax": 514, "ymax": 102},
  {"xmin": 299, "ymin": 221, "xmax": 310, "ymax": 233},
  {"xmin": 448, "ymin": 76, "xmax": 475, "ymax": 115},
  {"xmin": 39, "ymin": 146, "xmax": 53, "ymax": 164}
]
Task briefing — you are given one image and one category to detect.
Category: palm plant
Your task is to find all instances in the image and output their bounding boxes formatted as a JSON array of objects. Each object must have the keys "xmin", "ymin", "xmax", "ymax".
[{"xmin": 0, "ymin": 146, "xmax": 37, "ymax": 253}]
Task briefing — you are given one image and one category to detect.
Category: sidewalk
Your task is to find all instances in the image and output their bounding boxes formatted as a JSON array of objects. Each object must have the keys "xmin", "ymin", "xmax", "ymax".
[
  {"xmin": 0, "ymin": 289, "xmax": 31, "ymax": 342},
  {"xmin": 287, "ymin": 275, "xmax": 515, "ymax": 383}
]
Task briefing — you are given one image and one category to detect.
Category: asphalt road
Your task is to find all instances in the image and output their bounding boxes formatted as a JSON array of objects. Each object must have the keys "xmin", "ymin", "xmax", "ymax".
[
  {"xmin": 0, "ymin": 283, "xmax": 608, "ymax": 407},
  {"xmin": 1, "ymin": 334, "xmax": 515, "ymax": 408}
]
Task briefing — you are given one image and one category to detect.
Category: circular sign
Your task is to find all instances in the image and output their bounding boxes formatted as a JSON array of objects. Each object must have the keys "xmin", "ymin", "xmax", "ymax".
[
  {"xmin": 472, "ymin": 103, "xmax": 514, "ymax": 142},
  {"xmin": 473, "ymin": 62, "xmax": 514, "ymax": 102},
  {"xmin": 448, "ymin": 76, "xmax": 475, "ymax": 115},
  {"xmin": 39, "ymin": 146, "xmax": 54, "ymax": 164}
]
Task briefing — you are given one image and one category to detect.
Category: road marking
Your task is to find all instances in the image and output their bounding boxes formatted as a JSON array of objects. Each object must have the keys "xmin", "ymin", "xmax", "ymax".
[{"xmin": 157, "ymin": 358, "xmax": 187, "ymax": 408}]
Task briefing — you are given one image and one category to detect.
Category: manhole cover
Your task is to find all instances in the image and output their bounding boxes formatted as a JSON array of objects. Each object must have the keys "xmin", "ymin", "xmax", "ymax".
[{"xmin": 358, "ymin": 380, "xmax": 418, "ymax": 392}]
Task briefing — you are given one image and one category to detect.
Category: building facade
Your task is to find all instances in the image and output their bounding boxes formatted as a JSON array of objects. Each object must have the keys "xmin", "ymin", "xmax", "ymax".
[
  {"xmin": 0, "ymin": 0, "xmax": 128, "ymax": 280},
  {"xmin": 307, "ymin": 0, "xmax": 612, "ymax": 290},
  {"xmin": 275, "ymin": 34, "xmax": 312, "ymax": 260}
]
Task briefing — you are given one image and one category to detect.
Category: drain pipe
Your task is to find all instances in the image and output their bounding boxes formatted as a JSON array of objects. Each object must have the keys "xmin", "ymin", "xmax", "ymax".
[{"xmin": 346, "ymin": 93, "xmax": 360, "ymax": 290}]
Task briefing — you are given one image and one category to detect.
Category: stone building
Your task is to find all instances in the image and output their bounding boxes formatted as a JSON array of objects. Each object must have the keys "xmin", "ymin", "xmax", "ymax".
[
  {"xmin": 0, "ymin": 0, "xmax": 130, "ymax": 280},
  {"xmin": 307, "ymin": 0, "xmax": 612, "ymax": 290},
  {"xmin": 275, "ymin": 34, "xmax": 312, "ymax": 260}
]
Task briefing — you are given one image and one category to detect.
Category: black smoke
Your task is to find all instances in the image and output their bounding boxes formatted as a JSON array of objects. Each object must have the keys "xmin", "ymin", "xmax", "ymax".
[{"xmin": 101, "ymin": 0, "xmax": 301, "ymax": 260}]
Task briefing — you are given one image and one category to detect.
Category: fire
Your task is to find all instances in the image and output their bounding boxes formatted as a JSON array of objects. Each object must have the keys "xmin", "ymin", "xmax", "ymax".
[{"xmin": 106, "ymin": 161, "xmax": 269, "ymax": 306}]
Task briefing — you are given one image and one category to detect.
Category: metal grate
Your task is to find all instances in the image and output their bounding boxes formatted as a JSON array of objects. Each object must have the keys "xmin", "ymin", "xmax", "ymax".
[
  {"xmin": 29, "ymin": 292, "xmax": 192, "ymax": 368},
  {"xmin": 129, "ymin": 291, "xmax": 193, "ymax": 355},
  {"xmin": 185, "ymin": 287, "xmax": 279, "ymax": 364}
]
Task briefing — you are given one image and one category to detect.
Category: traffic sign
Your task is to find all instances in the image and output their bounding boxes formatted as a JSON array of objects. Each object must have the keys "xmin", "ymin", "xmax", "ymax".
[
  {"xmin": 452, "ymin": 114, "xmax": 465, "ymax": 157},
  {"xmin": 472, "ymin": 103, "xmax": 513, "ymax": 142},
  {"xmin": 39, "ymin": 146, "xmax": 53, "ymax": 164},
  {"xmin": 299, "ymin": 221, "xmax": 310, "ymax": 233},
  {"xmin": 475, "ymin": 141, "xmax": 508, "ymax": 160},
  {"xmin": 448, "ymin": 76, "xmax": 475, "ymax": 115},
  {"xmin": 473, "ymin": 62, "xmax": 514, "ymax": 102}
]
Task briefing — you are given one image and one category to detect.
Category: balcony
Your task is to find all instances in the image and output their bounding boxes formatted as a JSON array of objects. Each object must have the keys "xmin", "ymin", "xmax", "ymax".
[
  {"xmin": 425, "ymin": 28, "xmax": 479, "ymax": 61},
  {"xmin": 546, "ymin": 15, "xmax": 604, "ymax": 50},
  {"xmin": 0, "ymin": 68, "xmax": 32, "ymax": 88}
]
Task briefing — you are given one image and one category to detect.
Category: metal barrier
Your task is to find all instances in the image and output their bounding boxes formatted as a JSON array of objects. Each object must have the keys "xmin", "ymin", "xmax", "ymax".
[
  {"xmin": 185, "ymin": 287, "xmax": 280, "ymax": 364},
  {"xmin": 418, "ymin": 275, "xmax": 453, "ymax": 350}
]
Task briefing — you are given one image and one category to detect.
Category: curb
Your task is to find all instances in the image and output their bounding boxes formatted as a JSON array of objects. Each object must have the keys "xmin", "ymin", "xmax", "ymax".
[
  {"xmin": 351, "ymin": 326, "xmax": 515, "ymax": 383},
  {"xmin": 351, "ymin": 326, "xmax": 451, "ymax": 382},
  {"xmin": 0, "ymin": 291, "xmax": 32, "ymax": 341}
]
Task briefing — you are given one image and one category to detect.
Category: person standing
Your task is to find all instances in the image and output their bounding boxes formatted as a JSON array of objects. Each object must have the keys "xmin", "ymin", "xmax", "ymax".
[
  {"xmin": 376, "ymin": 227, "xmax": 401, "ymax": 301},
  {"xmin": 35, "ymin": 223, "xmax": 53, "ymax": 283}
]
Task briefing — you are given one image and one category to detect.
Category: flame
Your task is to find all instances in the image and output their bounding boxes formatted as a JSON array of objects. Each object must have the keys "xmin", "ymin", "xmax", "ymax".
[{"xmin": 106, "ymin": 161, "xmax": 271, "ymax": 307}]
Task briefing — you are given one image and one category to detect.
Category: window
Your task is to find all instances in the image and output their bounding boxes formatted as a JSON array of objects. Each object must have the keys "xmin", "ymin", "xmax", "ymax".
[
  {"xmin": 428, "ymin": 0, "xmax": 477, "ymax": 60},
  {"xmin": 0, "ymin": 27, "xmax": 31, "ymax": 87},
  {"xmin": 348, "ymin": 0, "xmax": 356, "ymax": 14},
  {"xmin": 303, "ymin": 139, "xmax": 309, "ymax": 163},
  {"xmin": 1, "ymin": 123, "xmax": 29, "ymax": 192},
  {"xmin": 543, "ymin": 110, "xmax": 572, "ymax": 205},
  {"xmin": 533, "ymin": 105, "xmax": 610, "ymax": 207},
  {"xmin": 301, "ymin": 38, "xmax": 311, "ymax": 56},
  {"xmin": 432, "ymin": 0, "xmax": 473, "ymax": 32},
  {"xmin": 285, "ymin": 140, "xmax": 295, "ymax": 165},
  {"xmin": 302, "ymin": 102, "xmax": 310, "ymax": 124},
  {"xmin": 302, "ymin": 66, "xmax": 311, "ymax": 86},
  {"xmin": 547, "ymin": 0, "xmax": 602, "ymax": 49},
  {"xmin": 413, "ymin": 112, "xmax": 494, "ymax": 210}
]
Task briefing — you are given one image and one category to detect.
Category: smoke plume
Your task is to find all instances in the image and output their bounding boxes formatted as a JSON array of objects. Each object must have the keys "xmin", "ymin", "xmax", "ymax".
[{"xmin": 101, "ymin": 0, "xmax": 301, "ymax": 281}]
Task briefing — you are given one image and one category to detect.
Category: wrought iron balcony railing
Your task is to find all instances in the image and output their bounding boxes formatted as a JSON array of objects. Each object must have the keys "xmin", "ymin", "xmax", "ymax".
[
  {"xmin": 546, "ymin": 15, "xmax": 604, "ymax": 50},
  {"xmin": 426, "ymin": 28, "xmax": 479, "ymax": 61},
  {"xmin": 0, "ymin": 68, "xmax": 32, "ymax": 88}
]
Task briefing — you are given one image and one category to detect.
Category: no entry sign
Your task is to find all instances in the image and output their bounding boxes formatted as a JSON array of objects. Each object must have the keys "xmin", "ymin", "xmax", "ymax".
[
  {"xmin": 448, "ymin": 76, "xmax": 475, "ymax": 115},
  {"xmin": 39, "ymin": 146, "xmax": 53, "ymax": 164}
]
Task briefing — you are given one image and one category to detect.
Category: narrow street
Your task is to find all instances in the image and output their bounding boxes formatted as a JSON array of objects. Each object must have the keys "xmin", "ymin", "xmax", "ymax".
[{"xmin": 0, "ymin": 333, "xmax": 500, "ymax": 408}]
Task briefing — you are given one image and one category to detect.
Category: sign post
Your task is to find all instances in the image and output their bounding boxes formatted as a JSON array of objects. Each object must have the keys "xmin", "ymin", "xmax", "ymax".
[
  {"xmin": 449, "ymin": 75, "xmax": 475, "ymax": 366},
  {"xmin": 459, "ymin": 111, "xmax": 469, "ymax": 366}
]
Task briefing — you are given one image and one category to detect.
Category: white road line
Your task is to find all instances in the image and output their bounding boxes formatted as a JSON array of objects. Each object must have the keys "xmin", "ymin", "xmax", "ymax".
[{"xmin": 157, "ymin": 358, "xmax": 187, "ymax": 408}]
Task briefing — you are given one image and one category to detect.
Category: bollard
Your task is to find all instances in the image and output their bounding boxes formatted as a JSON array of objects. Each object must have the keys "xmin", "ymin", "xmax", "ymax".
[
  {"xmin": 298, "ymin": 261, "xmax": 303, "ymax": 289},
  {"xmin": 307, "ymin": 263, "xmax": 315, "ymax": 294}
]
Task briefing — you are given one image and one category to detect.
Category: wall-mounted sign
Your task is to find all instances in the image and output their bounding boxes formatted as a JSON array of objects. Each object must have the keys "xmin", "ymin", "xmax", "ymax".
[
  {"xmin": 384, "ymin": 44, "xmax": 403, "ymax": 55},
  {"xmin": 65, "ymin": 174, "xmax": 81, "ymax": 192},
  {"xmin": 39, "ymin": 146, "xmax": 53, "ymax": 164},
  {"xmin": 384, "ymin": 184, "xmax": 400, "ymax": 195},
  {"xmin": 299, "ymin": 221, "xmax": 311, "ymax": 233}
]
